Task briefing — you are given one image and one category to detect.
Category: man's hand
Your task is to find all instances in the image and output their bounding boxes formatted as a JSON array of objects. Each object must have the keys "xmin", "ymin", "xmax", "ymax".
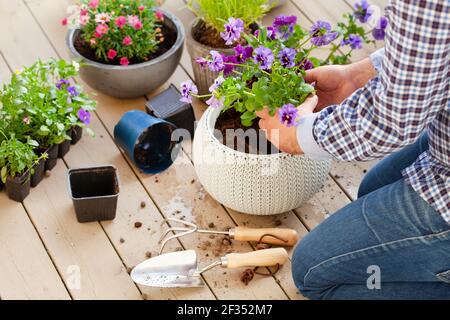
[
  {"xmin": 256, "ymin": 96, "xmax": 318, "ymax": 155},
  {"xmin": 306, "ymin": 58, "xmax": 377, "ymax": 111}
]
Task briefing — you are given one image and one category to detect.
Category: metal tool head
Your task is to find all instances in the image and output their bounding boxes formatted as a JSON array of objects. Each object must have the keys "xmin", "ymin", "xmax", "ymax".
[
  {"xmin": 131, "ymin": 250, "xmax": 205, "ymax": 288},
  {"xmin": 158, "ymin": 218, "xmax": 198, "ymax": 254}
]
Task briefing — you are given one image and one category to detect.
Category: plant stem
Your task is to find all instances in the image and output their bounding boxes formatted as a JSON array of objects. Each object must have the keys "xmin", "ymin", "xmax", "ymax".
[{"xmin": 325, "ymin": 44, "xmax": 340, "ymax": 63}]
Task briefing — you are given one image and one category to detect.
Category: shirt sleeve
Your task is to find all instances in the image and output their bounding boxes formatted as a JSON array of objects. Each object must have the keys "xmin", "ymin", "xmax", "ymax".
[
  {"xmin": 370, "ymin": 48, "xmax": 385, "ymax": 73},
  {"xmin": 308, "ymin": 0, "xmax": 449, "ymax": 162}
]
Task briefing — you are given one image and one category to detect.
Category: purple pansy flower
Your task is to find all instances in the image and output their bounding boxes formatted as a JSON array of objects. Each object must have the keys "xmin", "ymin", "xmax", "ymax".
[
  {"xmin": 254, "ymin": 26, "xmax": 277, "ymax": 40},
  {"xmin": 220, "ymin": 18, "xmax": 244, "ymax": 45},
  {"xmin": 208, "ymin": 51, "xmax": 225, "ymax": 72},
  {"xmin": 299, "ymin": 59, "xmax": 314, "ymax": 70},
  {"xmin": 209, "ymin": 76, "xmax": 225, "ymax": 93},
  {"xmin": 310, "ymin": 21, "xmax": 339, "ymax": 46},
  {"xmin": 56, "ymin": 79, "xmax": 70, "ymax": 89},
  {"xmin": 253, "ymin": 46, "xmax": 275, "ymax": 70},
  {"xmin": 234, "ymin": 45, "xmax": 253, "ymax": 64},
  {"xmin": 272, "ymin": 15, "xmax": 297, "ymax": 38},
  {"xmin": 222, "ymin": 54, "xmax": 237, "ymax": 76},
  {"xmin": 341, "ymin": 34, "xmax": 363, "ymax": 49},
  {"xmin": 77, "ymin": 109, "xmax": 91, "ymax": 125},
  {"xmin": 278, "ymin": 48, "xmax": 297, "ymax": 68},
  {"xmin": 196, "ymin": 57, "xmax": 208, "ymax": 68},
  {"xmin": 206, "ymin": 95, "xmax": 224, "ymax": 109},
  {"xmin": 278, "ymin": 104, "xmax": 298, "ymax": 127},
  {"xmin": 180, "ymin": 80, "xmax": 198, "ymax": 104},
  {"xmin": 354, "ymin": 0, "xmax": 373, "ymax": 23},
  {"xmin": 67, "ymin": 86, "xmax": 79, "ymax": 96},
  {"xmin": 372, "ymin": 16, "xmax": 388, "ymax": 40}
]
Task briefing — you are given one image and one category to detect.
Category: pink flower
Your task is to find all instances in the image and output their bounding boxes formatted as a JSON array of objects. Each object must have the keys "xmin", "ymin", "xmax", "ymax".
[
  {"xmin": 95, "ymin": 24, "xmax": 109, "ymax": 37},
  {"xmin": 120, "ymin": 57, "xmax": 130, "ymax": 66},
  {"xmin": 133, "ymin": 20, "xmax": 143, "ymax": 30},
  {"xmin": 88, "ymin": 0, "xmax": 99, "ymax": 9},
  {"xmin": 155, "ymin": 11, "xmax": 164, "ymax": 21},
  {"xmin": 80, "ymin": 6, "xmax": 89, "ymax": 16},
  {"xmin": 23, "ymin": 116, "xmax": 30, "ymax": 125},
  {"xmin": 128, "ymin": 15, "xmax": 139, "ymax": 25},
  {"xmin": 61, "ymin": 17, "xmax": 68, "ymax": 26},
  {"xmin": 80, "ymin": 15, "xmax": 90, "ymax": 26},
  {"xmin": 115, "ymin": 16, "xmax": 127, "ymax": 29},
  {"xmin": 94, "ymin": 31, "xmax": 102, "ymax": 38},
  {"xmin": 90, "ymin": 38, "xmax": 97, "ymax": 45},
  {"xmin": 95, "ymin": 12, "xmax": 111, "ymax": 24},
  {"xmin": 123, "ymin": 36, "xmax": 133, "ymax": 46},
  {"xmin": 107, "ymin": 49, "xmax": 117, "ymax": 60},
  {"xmin": 138, "ymin": 5, "xmax": 145, "ymax": 12}
]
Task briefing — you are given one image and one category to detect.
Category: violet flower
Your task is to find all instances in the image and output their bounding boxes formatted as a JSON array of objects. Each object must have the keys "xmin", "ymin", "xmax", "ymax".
[
  {"xmin": 354, "ymin": 0, "xmax": 373, "ymax": 23},
  {"xmin": 299, "ymin": 59, "xmax": 314, "ymax": 71},
  {"xmin": 180, "ymin": 80, "xmax": 198, "ymax": 104},
  {"xmin": 254, "ymin": 26, "xmax": 277, "ymax": 40},
  {"xmin": 234, "ymin": 45, "xmax": 253, "ymax": 64},
  {"xmin": 223, "ymin": 54, "xmax": 237, "ymax": 76},
  {"xmin": 77, "ymin": 109, "xmax": 91, "ymax": 125},
  {"xmin": 206, "ymin": 95, "xmax": 224, "ymax": 109},
  {"xmin": 208, "ymin": 51, "xmax": 225, "ymax": 73},
  {"xmin": 372, "ymin": 16, "xmax": 388, "ymax": 40},
  {"xmin": 196, "ymin": 57, "xmax": 208, "ymax": 68},
  {"xmin": 272, "ymin": 15, "xmax": 297, "ymax": 39},
  {"xmin": 278, "ymin": 104, "xmax": 298, "ymax": 127},
  {"xmin": 56, "ymin": 79, "xmax": 70, "ymax": 89},
  {"xmin": 253, "ymin": 46, "xmax": 275, "ymax": 70},
  {"xmin": 209, "ymin": 76, "xmax": 225, "ymax": 93},
  {"xmin": 278, "ymin": 48, "xmax": 297, "ymax": 68},
  {"xmin": 220, "ymin": 18, "xmax": 244, "ymax": 46},
  {"xmin": 310, "ymin": 21, "xmax": 339, "ymax": 46},
  {"xmin": 341, "ymin": 34, "xmax": 363, "ymax": 49},
  {"xmin": 67, "ymin": 86, "xmax": 79, "ymax": 96}
]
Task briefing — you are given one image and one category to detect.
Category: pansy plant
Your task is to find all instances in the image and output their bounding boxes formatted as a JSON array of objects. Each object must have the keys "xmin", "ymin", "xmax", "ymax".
[{"xmin": 181, "ymin": 1, "xmax": 387, "ymax": 127}]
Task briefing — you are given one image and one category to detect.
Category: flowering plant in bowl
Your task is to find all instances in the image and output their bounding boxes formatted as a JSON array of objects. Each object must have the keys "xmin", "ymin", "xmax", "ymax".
[{"xmin": 182, "ymin": 0, "xmax": 387, "ymax": 129}]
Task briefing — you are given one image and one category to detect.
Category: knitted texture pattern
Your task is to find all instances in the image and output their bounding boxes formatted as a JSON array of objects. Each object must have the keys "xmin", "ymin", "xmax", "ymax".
[{"xmin": 193, "ymin": 107, "xmax": 331, "ymax": 215}]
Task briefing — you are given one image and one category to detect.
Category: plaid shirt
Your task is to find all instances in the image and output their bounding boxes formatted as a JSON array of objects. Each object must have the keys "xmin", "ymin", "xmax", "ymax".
[{"xmin": 298, "ymin": 0, "xmax": 449, "ymax": 222}]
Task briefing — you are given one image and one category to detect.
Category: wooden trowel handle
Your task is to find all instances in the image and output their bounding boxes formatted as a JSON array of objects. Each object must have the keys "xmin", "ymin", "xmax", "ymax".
[
  {"xmin": 223, "ymin": 248, "xmax": 288, "ymax": 269},
  {"xmin": 233, "ymin": 227, "xmax": 299, "ymax": 246}
]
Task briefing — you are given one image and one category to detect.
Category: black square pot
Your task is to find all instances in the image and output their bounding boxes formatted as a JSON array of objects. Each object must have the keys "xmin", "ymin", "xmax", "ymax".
[
  {"xmin": 68, "ymin": 165, "xmax": 119, "ymax": 223},
  {"xmin": 6, "ymin": 171, "xmax": 31, "ymax": 202},
  {"xmin": 58, "ymin": 133, "xmax": 72, "ymax": 158},
  {"xmin": 31, "ymin": 157, "xmax": 46, "ymax": 188},
  {"xmin": 145, "ymin": 84, "xmax": 196, "ymax": 138},
  {"xmin": 45, "ymin": 145, "xmax": 59, "ymax": 171},
  {"xmin": 71, "ymin": 126, "xmax": 83, "ymax": 145}
]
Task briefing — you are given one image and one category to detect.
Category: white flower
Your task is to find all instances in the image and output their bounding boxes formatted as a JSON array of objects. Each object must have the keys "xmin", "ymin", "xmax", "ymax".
[
  {"xmin": 72, "ymin": 61, "xmax": 80, "ymax": 72},
  {"xmin": 95, "ymin": 12, "xmax": 111, "ymax": 24}
]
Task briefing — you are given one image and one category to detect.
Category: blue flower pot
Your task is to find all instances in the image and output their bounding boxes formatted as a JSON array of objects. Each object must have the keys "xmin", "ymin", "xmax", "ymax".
[{"xmin": 114, "ymin": 110, "xmax": 182, "ymax": 174}]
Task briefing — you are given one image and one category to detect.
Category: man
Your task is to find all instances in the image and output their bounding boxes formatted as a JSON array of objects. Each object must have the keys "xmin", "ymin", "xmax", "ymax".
[{"xmin": 257, "ymin": 0, "xmax": 449, "ymax": 299}]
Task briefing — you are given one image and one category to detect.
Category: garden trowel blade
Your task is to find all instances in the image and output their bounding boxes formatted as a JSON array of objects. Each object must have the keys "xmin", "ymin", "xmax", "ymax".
[{"xmin": 131, "ymin": 250, "xmax": 204, "ymax": 288}]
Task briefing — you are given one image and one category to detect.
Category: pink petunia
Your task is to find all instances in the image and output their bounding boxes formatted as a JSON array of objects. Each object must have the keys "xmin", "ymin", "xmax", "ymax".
[
  {"xmin": 128, "ymin": 15, "xmax": 139, "ymax": 26},
  {"xmin": 79, "ymin": 14, "xmax": 90, "ymax": 26},
  {"xmin": 123, "ymin": 36, "xmax": 133, "ymax": 46},
  {"xmin": 133, "ymin": 20, "xmax": 143, "ymax": 30},
  {"xmin": 95, "ymin": 12, "xmax": 111, "ymax": 24},
  {"xmin": 88, "ymin": 0, "xmax": 99, "ymax": 9},
  {"xmin": 120, "ymin": 57, "xmax": 130, "ymax": 66},
  {"xmin": 115, "ymin": 16, "xmax": 127, "ymax": 29},
  {"xmin": 95, "ymin": 24, "xmax": 109, "ymax": 37},
  {"xmin": 155, "ymin": 11, "xmax": 164, "ymax": 21},
  {"xmin": 138, "ymin": 5, "xmax": 145, "ymax": 11},
  {"xmin": 61, "ymin": 17, "xmax": 68, "ymax": 26},
  {"xmin": 107, "ymin": 49, "xmax": 117, "ymax": 60}
]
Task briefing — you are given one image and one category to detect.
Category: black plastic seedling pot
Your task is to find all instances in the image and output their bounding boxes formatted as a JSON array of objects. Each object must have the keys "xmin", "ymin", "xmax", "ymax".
[
  {"xmin": 45, "ymin": 145, "xmax": 59, "ymax": 171},
  {"xmin": 6, "ymin": 171, "xmax": 31, "ymax": 202},
  {"xmin": 145, "ymin": 84, "xmax": 196, "ymax": 138},
  {"xmin": 68, "ymin": 165, "xmax": 119, "ymax": 223},
  {"xmin": 31, "ymin": 158, "xmax": 46, "ymax": 188},
  {"xmin": 71, "ymin": 126, "xmax": 83, "ymax": 145},
  {"xmin": 58, "ymin": 132, "xmax": 72, "ymax": 158}
]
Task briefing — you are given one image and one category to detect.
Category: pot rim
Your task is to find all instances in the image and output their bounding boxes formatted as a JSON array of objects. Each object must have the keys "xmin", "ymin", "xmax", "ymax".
[
  {"xmin": 204, "ymin": 106, "xmax": 308, "ymax": 160},
  {"xmin": 66, "ymin": 7, "xmax": 185, "ymax": 71},
  {"xmin": 67, "ymin": 165, "xmax": 120, "ymax": 200}
]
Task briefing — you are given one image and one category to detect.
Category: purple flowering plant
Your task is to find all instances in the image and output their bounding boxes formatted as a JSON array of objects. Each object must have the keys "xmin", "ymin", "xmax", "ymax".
[
  {"xmin": 0, "ymin": 59, "xmax": 96, "ymax": 149},
  {"xmin": 182, "ymin": 1, "xmax": 387, "ymax": 127}
]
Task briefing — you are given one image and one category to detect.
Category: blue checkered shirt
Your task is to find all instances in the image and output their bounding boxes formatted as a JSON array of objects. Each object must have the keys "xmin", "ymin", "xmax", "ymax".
[{"xmin": 297, "ymin": 0, "xmax": 449, "ymax": 222}]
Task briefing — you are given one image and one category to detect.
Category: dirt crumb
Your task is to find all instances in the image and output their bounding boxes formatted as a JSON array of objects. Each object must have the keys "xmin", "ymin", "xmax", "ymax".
[
  {"xmin": 145, "ymin": 251, "xmax": 152, "ymax": 258},
  {"xmin": 134, "ymin": 222, "xmax": 143, "ymax": 228},
  {"xmin": 208, "ymin": 222, "xmax": 215, "ymax": 229},
  {"xmin": 140, "ymin": 201, "xmax": 146, "ymax": 208},
  {"xmin": 119, "ymin": 238, "xmax": 125, "ymax": 244},
  {"xmin": 240, "ymin": 269, "xmax": 255, "ymax": 286}
]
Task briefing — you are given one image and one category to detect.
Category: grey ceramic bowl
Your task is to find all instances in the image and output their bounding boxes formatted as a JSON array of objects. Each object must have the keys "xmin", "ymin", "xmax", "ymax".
[{"xmin": 66, "ymin": 8, "xmax": 185, "ymax": 99}]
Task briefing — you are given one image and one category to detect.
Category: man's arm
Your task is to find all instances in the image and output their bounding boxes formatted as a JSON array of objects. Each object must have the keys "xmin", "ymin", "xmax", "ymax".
[{"xmin": 298, "ymin": 0, "xmax": 449, "ymax": 161}]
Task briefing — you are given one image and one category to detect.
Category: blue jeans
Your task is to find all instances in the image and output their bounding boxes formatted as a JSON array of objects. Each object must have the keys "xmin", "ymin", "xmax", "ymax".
[{"xmin": 292, "ymin": 134, "xmax": 450, "ymax": 300}]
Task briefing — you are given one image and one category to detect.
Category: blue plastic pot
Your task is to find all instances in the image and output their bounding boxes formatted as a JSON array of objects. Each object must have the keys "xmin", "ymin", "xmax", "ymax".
[{"xmin": 114, "ymin": 110, "xmax": 182, "ymax": 174}]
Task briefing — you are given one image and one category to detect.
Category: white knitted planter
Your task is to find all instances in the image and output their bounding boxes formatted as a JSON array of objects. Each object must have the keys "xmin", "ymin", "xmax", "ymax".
[{"xmin": 193, "ymin": 107, "xmax": 332, "ymax": 216}]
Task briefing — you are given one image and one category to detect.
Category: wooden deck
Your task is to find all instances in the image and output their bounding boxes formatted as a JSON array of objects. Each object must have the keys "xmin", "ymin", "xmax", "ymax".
[{"xmin": 0, "ymin": 0, "xmax": 387, "ymax": 300}]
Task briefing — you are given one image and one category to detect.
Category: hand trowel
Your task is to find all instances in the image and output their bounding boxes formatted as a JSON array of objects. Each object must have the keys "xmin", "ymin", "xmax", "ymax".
[{"xmin": 131, "ymin": 248, "xmax": 289, "ymax": 288}]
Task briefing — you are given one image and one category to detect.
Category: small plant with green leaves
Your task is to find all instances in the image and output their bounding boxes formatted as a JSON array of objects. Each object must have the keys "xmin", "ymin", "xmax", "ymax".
[
  {"xmin": 187, "ymin": 0, "xmax": 270, "ymax": 47},
  {"xmin": 0, "ymin": 59, "xmax": 97, "ymax": 149},
  {"xmin": 0, "ymin": 134, "xmax": 47, "ymax": 183},
  {"xmin": 62, "ymin": 0, "xmax": 166, "ymax": 65}
]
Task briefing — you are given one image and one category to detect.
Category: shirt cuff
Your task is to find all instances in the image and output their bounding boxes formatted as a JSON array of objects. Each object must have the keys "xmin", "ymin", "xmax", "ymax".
[
  {"xmin": 296, "ymin": 113, "xmax": 333, "ymax": 160},
  {"xmin": 370, "ymin": 48, "xmax": 385, "ymax": 73}
]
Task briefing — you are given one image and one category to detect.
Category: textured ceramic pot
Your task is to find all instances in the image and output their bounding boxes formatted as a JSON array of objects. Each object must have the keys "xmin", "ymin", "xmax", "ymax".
[
  {"xmin": 66, "ymin": 8, "xmax": 185, "ymax": 99},
  {"xmin": 193, "ymin": 107, "xmax": 332, "ymax": 216},
  {"xmin": 186, "ymin": 19, "xmax": 236, "ymax": 95}
]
